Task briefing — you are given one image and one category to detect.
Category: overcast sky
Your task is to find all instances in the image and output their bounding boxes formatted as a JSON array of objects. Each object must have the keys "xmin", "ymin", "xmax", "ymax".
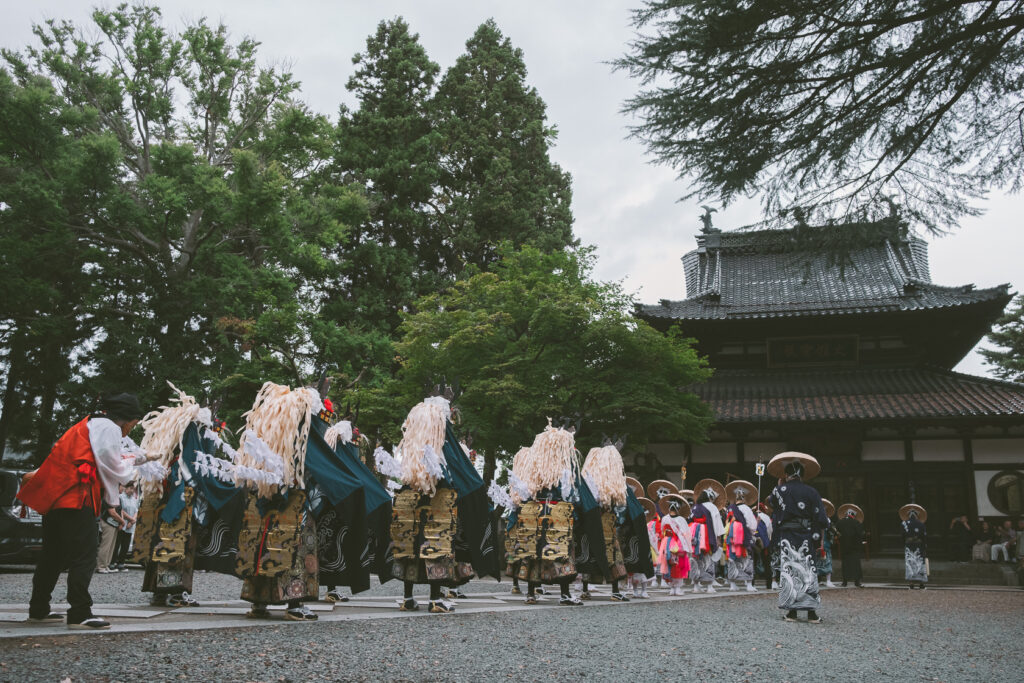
[{"xmin": 3, "ymin": 1, "xmax": 1020, "ymax": 377}]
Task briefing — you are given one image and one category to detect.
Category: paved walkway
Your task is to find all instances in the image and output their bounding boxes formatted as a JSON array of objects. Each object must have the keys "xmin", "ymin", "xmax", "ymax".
[{"xmin": 2, "ymin": 581, "xmax": 1019, "ymax": 639}]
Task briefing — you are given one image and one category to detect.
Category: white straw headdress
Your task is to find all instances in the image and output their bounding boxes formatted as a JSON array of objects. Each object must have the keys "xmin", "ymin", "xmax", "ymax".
[{"xmin": 581, "ymin": 444, "xmax": 628, "ymax": 508}]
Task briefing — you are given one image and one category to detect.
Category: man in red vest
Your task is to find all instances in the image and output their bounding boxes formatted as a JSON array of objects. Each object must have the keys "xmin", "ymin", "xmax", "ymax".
[{"xmin": 18, "ymin": 393, "xmax": 143, "ymax": 629}]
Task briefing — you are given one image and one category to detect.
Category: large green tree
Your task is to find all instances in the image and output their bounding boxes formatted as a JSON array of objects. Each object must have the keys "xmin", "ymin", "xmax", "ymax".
[
  {"xmin": 332, "ymin": 18, "xmax": 444, "ymax": 342},
  {"xmin": 434, "ymin": 20, "xmax": 576, "ymax": 268},
  {"xmin": 616, "ymin": 1, "xmax": 1024, "ymax": 232},
  {"xmin": 0, "ymin": 66, "xmax": 116, "ymax": 460},
  {"xmin": 378, "ymin": 244, "xmax": 712, "ymax": 482},
  {"xmin": 982, "ymin": 294, "xmax": 1024, "ymax": 383},
  {"xmin": 1, "ymin": 4, "xmax": 364, "ymax": 459}
]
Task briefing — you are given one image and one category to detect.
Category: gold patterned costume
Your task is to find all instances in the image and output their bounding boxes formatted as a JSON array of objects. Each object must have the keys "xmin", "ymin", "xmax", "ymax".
[
  {"xmin": 237, "ymin": 491, "xmax": 319, "ymax": 604},
  {"xmin": 509, "ymin": 494, "xmax": 577, "ymax": 582},
  {"xmin": 391, "ymin": 486, "xmax": 469, "ymax": 583}
]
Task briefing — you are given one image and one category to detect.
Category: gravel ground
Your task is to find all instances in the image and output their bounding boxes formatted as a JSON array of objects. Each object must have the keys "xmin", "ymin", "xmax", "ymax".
[{"xmin": 0, "ymin": 578, "xmax": 1020, "ymax": 682}]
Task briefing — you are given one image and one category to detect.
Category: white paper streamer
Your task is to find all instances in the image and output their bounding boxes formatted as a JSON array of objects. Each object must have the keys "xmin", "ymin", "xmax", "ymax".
[
  {"xmin": 323, "ymin": 420, "xmax": 354, "ymax": 449},
  {"xmin": 374, "ymin": 447, "xmax": 403, "ymax": 479},
  {"xmin": 487, "ymin": 480, "xmax": 514, "ymax": 509},
  {"xmin": 423, "ymin": 396, "xmax": 452, "ymax": 421}
]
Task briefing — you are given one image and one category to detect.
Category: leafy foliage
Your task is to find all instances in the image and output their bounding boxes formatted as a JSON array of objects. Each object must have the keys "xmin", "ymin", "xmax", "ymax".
[
  {"xmin": 616, "ymin": 0, "xmax": 1024, "ymax": 232},
  {"xmin": 982, "ymin": 294, "xmax": 1024, "ymax": 382},
  {"xmin": 381, "ymin": 245, "xmax": 713, "ymax": 481}
]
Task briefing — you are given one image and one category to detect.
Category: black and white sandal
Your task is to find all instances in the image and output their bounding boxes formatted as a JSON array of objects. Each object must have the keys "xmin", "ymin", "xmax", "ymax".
[
  {"xmin": 285, "ymin": 605, "xmax": 318, "ymax": 621},
  {"xmin": 610, "ymin": 592, "xmax": 630, "ymax": 602},
  {"xmin": 167, "ymin": 591, "xmax": 199, "ymax": 607},
  {"xmin": 67, "ymin": 616, "xmax": 111, "ymax": 630},
  {"xmin": 429, "ymin": 600, "xmax": 455, "ymax": 614},
  {"xmin": 325, "ymin": 590, "xmax": 348, "ymax": 603},
  {"xmin": 399, "ymin": 598, "xmax": 419, "ymax": 612},
  {"xmin": 559, "ymin": 595, "xmax": 583, "ymax": 606},
  {"xmin": 28, "ymin": 612, "xmax": 64, "ymax": 622}
]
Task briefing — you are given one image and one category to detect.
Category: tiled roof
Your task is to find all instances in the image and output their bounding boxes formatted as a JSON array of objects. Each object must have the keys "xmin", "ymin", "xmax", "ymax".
[
  {"xmin": 638, "ymin": 228, "xmax": 1011, "ymax": 320},
  {"xmin": 693, "ymin": 367, "xmax": 1024, "ymax": 423}
]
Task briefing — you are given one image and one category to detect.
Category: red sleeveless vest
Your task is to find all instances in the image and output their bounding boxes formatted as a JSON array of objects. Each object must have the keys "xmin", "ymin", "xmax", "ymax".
[{"xmin": 17, "ymin": 418, "xmax": 101, "ymax": 516}]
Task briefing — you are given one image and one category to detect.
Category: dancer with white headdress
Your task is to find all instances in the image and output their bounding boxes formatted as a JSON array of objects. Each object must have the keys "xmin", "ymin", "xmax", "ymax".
[
  {"xmin": 900, "ymin": 504, "xmax": 928, "ymax": 589},
  {"xmin": 505, "ymin": 420, "xmax": 585, "ymax": 606},
  {"xmin": 132, "ymin": 384, "xmax": 244, "ymax": 609},
  {"xmin": 767, "ymin": 452, "xmax": 828, "ymax": 624},
  {"xmin": 380, "ymin": 394, "xmax": 499, "ymax": 613},
  {"xmin": 689, "ymin": 479, "xmax": 726, "ymax": 593},
  {"xmin": 233, "ymin": 382, "xmax": 334, "ymax": 621},
  {"xmin": 578, "ymin": 442, "xmax": 633, "ymax": 601}
]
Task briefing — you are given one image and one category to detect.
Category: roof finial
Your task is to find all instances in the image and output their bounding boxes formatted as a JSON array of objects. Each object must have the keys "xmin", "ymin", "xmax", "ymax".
[{"xmin": 699, "ymin": 205, "xmax": 720, "ymax": 233}]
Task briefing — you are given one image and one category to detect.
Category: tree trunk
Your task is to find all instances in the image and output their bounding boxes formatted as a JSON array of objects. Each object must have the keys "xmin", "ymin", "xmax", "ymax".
[
  {"xmin": 483, "ymin": 449, "xmax": 497, "ymax": 486},
  {"xmin": 0, "ymin": 332, "xmax": 29, "ymax": 464},
  {"xmin": 31, "ymin": 341, "xmax": 64, "ymax": 465}
]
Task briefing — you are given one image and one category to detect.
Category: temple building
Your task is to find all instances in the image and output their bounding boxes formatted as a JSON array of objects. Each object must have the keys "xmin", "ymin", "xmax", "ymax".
[{"xmin": 633, "ymin": 221, "xmax": 1024, "ymax": 557}]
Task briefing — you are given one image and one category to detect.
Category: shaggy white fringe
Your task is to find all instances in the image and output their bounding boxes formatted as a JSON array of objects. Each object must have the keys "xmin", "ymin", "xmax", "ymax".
[
  {"xmin": 323, "ymin": 420, "xmax": 354, "ymax": 449},
  {"xmin": 487, "ymin": 480, "xmax": 514, "ymax": 509},
  {"xmin": 235, "ymin": 430, "xmax": 287, "ymax": 490},
  {"xmin": 374, "ymin": 447, "xmax": 403, "ymax": 480}
]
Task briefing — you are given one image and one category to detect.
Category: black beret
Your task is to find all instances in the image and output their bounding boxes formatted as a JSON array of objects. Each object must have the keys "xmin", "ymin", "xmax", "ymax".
[{"xmin": 99, "ymin": 393, "xmax": 143, "ymax": 421}]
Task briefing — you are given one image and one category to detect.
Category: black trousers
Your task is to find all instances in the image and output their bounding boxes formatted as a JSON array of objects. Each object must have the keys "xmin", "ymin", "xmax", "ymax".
[
  {"xmin": 29, "ymin": 505, "xmax": 98, "ymax": 622},
  {"xmin": 840, "ymin": 553, "xmax": 862, "ymax": 584},
  {"xmin": 113, "ymin": 529, "xmax": 132, "ymax": 566}
]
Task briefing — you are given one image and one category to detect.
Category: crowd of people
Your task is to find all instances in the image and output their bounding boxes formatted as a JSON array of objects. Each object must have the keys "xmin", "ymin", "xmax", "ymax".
[
  {"xmin": 948, "ymin": 516, "xmax": 1024, "ymax": 564},
  {"xmin": 15, "ymin": 383, "xmax": 937, "ymax": 630}
]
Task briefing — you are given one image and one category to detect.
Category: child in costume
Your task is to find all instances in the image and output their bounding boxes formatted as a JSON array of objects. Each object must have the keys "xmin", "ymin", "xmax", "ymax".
[
  {"xmin": 689, "ymin": 479, "xmax": 726, "ymax": 593},
  {"xmin": 724, "ymin": 479, "xmax": 759, "ymax": 593},
  {"xmin": 816, "ymin": 499, "xmax": 837, "ymax": 588},
  {"xmin": 132, "ymin": 384, "xmax": 244, "ymax": 608},
  {"xmin": 657, "ymin": 494, "xmax": 692, "ymax": 595}
]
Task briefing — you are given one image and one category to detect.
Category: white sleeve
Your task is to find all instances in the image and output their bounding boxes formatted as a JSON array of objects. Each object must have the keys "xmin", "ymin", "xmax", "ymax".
[
  {"xmin": 708, "ymin": 503, "xmax": 725, "ymax": 536},
  {"xmin": 89, "ymin": 418, "xmax": 135, "ymax": 506}
]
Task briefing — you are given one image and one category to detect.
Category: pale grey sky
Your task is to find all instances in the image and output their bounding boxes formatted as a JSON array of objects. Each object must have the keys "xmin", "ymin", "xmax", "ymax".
[{"xmin": 3, "ymin": 0, "xmax": 1019, "ymax": 376}]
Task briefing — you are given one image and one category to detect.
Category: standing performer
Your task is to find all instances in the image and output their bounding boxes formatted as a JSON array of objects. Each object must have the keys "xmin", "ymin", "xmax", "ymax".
[
  {"xmin": 380, "ymin": 395, "xmax": 499, "ymax": 613},
  {"xmin": 506, "ymin": 421, "xmax": 585, "ymax": 606},
  {"xmin": 504, "ymin": 447, "xmax": 533, "ymax": 595},
  {"xmin": 835, "ymin": 504, "xmax": 865, "ymax": 587},
  {"xmin": 724, "ymin": 480, "xmax": 759, "ymax": 592},
  {"xmin": 19, "ymin": 394, "xmax": 144, "ymax": 629},
  {"xmin": 304, "ymin": 397, "xmax": 373, "ymax": 603},
  {"xmin": 578, "ymin": 443, "xmax": 632, "ymax": 601},
  {"xmin": 767, "ymin": 452, "xmax": 827, "ymax": 624},
  {"xmin": 900, "ymin": 504, "xmax": 928, "ymax": 589},
  {"xmin": 656, "ymin": 494, "xmax": 692, "ymax": 595},
  {"xmin": 132, "ymin": 384, "xmax": 244, "ymax": 608},
  {"xmin": 635, "ymin": 497, "xmax": 659, "ymax": 598},
  {"xmin": 816, "ymin": 499, "xmax": 837, "ymax": 588},
  {"xmin": 233, "ymin": 382, "xmax": 329, "ymax": 622},
  {"xmin": 622, "ymin": 477, "xmax": 654, "ymax": 599},
  {"xmin": 689, "ymin": 479, "xmax": 726, "ymax": 593},
  {"xmin": 646, "ymin": 479, "xmax": 678, "ymax": 588}
]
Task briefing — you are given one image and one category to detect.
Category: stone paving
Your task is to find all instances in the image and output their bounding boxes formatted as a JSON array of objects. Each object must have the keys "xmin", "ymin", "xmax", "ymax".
[{"xmin": 1, "ymin": 577, "xmax": 1018, "ymax": 639}]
